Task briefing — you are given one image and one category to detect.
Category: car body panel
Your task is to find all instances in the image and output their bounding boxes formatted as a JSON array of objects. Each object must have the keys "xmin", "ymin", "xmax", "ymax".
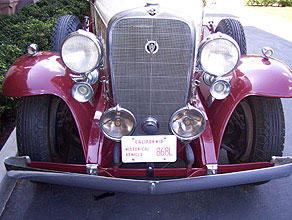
[
  {"xmin": 199, "ymin": 55, "xmax": 292, "ymax": 157},
  {"xmin": 94, "ymin": 0, "xmax": 204, "ymax": 26}
]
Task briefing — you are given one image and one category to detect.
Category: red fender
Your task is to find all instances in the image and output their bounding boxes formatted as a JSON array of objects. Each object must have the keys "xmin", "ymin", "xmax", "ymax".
[
  {"xmin": 200, "ymin": 55, "xmax": 292, "ymax": 158},
  {"xmin": 2, "ymin": 52, "xmax": 106, "ymax": 158}
]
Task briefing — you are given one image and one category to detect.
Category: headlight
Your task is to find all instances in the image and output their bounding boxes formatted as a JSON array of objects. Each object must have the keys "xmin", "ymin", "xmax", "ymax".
[
  {"xmin": 169, "ymin": 104, "xmax": 206, "ymax": 141},
  {"xmin": 61, "ymin": 29, "xmax": 103, "ymax": 74},
  {"xmin": 100, "ymin": 105, "xmax": 136, "ymax": 141},
  {"xmin": 198, "ymin": 33, "xmax": 240, "ymax": 77}
]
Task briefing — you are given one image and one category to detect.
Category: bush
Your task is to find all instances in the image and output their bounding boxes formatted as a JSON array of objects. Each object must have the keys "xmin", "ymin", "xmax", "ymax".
[
  {"xmin": 0, "ymin": 0, "xmax": 89, "ymax": 117},
  {"xmin": 278, "ymin": 0, "xmax": 292, "ymax": 6},
  {"xmin": 246, "ymin": 0, "xmax": 292, "ymax": 6}
]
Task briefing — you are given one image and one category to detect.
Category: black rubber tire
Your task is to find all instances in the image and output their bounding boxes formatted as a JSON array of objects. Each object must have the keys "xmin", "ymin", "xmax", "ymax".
[
  {"xmin": 51, "ymin": 15, "xmax": 82, "ymax": 52},
  {"xmin": 17, "ymin": 95, "xmax": 84, "ymax": 163},
  {"xmin": 215, "ymin": 18, "xmax": 247, "ymax": 55},
  {"xmin": 249, "ymin": 97, "xmax": 285, "ymax": 162},
  {"xmin": 223, "ymin": 96, "xmax": 285, "ymax": 164}
]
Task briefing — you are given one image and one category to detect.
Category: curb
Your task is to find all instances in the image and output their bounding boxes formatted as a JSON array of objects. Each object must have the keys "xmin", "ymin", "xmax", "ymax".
[{"xmin": 0, "ymin": 128, "xmax": 17, "ymax": 215}]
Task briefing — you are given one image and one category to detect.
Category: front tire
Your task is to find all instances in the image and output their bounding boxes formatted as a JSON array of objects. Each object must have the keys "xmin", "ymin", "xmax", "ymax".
[
  {"xmin": 17, "ymin": 95, "xmax": 84, "ymax": 163},
  {"xmin": 222, "ymin": 96, "xmax": 285, "ymax": 164}
]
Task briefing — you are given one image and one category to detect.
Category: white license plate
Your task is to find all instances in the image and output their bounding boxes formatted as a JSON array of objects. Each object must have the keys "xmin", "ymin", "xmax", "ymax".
[{"xmin": 121, "ymin": 135, "xmax": 177, "ymax": 163}]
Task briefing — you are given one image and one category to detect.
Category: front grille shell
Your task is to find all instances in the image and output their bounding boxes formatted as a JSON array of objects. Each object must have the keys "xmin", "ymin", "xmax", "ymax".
[{"xmin": 108, "ymin": 7, "xmax": 195, "ymax": 134}]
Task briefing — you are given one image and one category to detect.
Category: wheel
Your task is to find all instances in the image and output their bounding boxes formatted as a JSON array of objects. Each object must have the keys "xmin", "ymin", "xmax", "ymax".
[
  {"xmin": 51, "ymin": 15, "xmax": 82, "ymax": 52},
  {"xmin": 215, "ymin": 18, "xmax": 247, "ymax": 55},
  {"xmin": 17, "ymin": 95, "xmax": 85, "ymax": 163},
  {"xmin": 222, "ymin": 96, "xmax": 285, "ymax": 164}
]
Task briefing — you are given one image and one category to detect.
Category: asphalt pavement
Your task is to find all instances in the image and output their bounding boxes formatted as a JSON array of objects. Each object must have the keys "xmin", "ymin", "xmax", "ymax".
[{"xmin": 1, "ymin": 2, "xmax": 292, "ymax": 220}]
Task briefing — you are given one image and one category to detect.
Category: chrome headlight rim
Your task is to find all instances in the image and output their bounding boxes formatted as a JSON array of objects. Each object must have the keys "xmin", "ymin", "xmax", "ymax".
[
  {"xmin": 169, "ymin": 104, "xmax": 206, "ymax": 141},
  {"xmin": 60, "ymin": 29, "xmax": 103, "ymax": 74},
  {"xmin": 99, "ymin": 105, "xmax": 137, "ymax": 141},
  {"xmin": 198, "ymin": 33, "xmax": 240, "ymax": 77}
]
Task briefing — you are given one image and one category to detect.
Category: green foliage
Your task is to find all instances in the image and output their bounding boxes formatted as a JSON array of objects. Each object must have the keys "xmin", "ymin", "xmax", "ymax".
[
  {"xmin": 278, "ymin": 0, "xmax": 292, "ymax": 6},
  {"xmin": 246, "ymin": 0, "xmax": 292, "ymax": 6},
  {"xmin": 0, "ymin": 0, "xmax": 89, "ymax": 117}
]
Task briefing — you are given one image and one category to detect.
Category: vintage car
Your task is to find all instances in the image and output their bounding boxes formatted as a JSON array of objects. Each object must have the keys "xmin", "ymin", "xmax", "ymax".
[{"xmin": 3, "ymin": 0, "xmax": 292, "ymax": 194}]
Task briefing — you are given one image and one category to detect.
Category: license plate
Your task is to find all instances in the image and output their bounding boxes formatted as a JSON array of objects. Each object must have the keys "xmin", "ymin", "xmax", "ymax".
[{"xmin": 121, "ymin": 135, "xmax": 177, "ymax": 163}]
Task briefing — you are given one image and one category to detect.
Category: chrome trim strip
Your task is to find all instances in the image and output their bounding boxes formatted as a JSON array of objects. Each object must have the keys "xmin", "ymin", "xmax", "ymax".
[{"xmin": 90, "ymin": 1, "xmax": 108, "ymax": 27}]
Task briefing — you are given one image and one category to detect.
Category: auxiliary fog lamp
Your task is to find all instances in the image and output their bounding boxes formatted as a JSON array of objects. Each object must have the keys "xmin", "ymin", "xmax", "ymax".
[
  {"xmin": 210, "ymin": 79, "xmax": 231, "ymax": 100},
  {"xmin": 100, "ymin": 105, "xmax": 136, "ymax": 141},
  {"xmin": 169, "ymin": 104, "xmax": 206, "ymax": 141},
  {"xmin": 71, "ymin": 82, "xmax": 94, "ymax": 102}
]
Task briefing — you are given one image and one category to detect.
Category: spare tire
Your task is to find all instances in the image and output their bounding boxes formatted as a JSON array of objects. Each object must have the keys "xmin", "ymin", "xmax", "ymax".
[
  {"xmin": 51, "ymin": 15, "xmax": 82, "ymax": 52},
  {"xmin": 215, "ymin": 18, "xmax": 247, "ymax": 55}
]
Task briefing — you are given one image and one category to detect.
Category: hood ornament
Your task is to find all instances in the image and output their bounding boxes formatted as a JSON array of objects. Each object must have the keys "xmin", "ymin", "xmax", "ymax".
[{"xmin": 145, "ymin": 40, "xmax": 159, "ymax": 55}]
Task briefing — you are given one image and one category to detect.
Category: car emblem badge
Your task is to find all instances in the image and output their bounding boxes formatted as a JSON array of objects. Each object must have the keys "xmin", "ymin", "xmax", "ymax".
[
  {"xmin": 148, "ymin": 8, "xmax": 157, "ymax": 16},
  {"xmin": 145, "ymin": 41, "xmax": 159, "ymax": 54}
]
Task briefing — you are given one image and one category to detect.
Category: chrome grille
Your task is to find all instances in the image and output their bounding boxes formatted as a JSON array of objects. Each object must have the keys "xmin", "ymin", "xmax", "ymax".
[{"xmin": 109, "ymin": 18, "xmax": 193, "ymax": 134}]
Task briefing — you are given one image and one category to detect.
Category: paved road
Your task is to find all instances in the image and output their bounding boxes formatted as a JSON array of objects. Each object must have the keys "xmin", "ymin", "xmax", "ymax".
[{"xmin": 2, "ymin": 10, "xmax": 292, "ymax": 220}]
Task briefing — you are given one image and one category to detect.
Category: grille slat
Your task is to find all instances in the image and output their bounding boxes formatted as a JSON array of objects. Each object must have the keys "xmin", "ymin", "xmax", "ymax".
[{"xmin": 110, "ymin": 18, "xmax": 193, "ymax": 134}]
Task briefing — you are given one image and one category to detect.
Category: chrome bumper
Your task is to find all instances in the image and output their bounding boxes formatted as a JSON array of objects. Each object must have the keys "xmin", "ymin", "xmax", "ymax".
[{"xmin": 4, "ymin": 156, "xmax": 292, "ymax": 195}]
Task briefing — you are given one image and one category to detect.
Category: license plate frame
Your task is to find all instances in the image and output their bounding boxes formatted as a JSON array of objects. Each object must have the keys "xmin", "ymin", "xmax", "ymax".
[{"xmin": 121, "ymin": 135, "xmax": 177, "ymax": 163}]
